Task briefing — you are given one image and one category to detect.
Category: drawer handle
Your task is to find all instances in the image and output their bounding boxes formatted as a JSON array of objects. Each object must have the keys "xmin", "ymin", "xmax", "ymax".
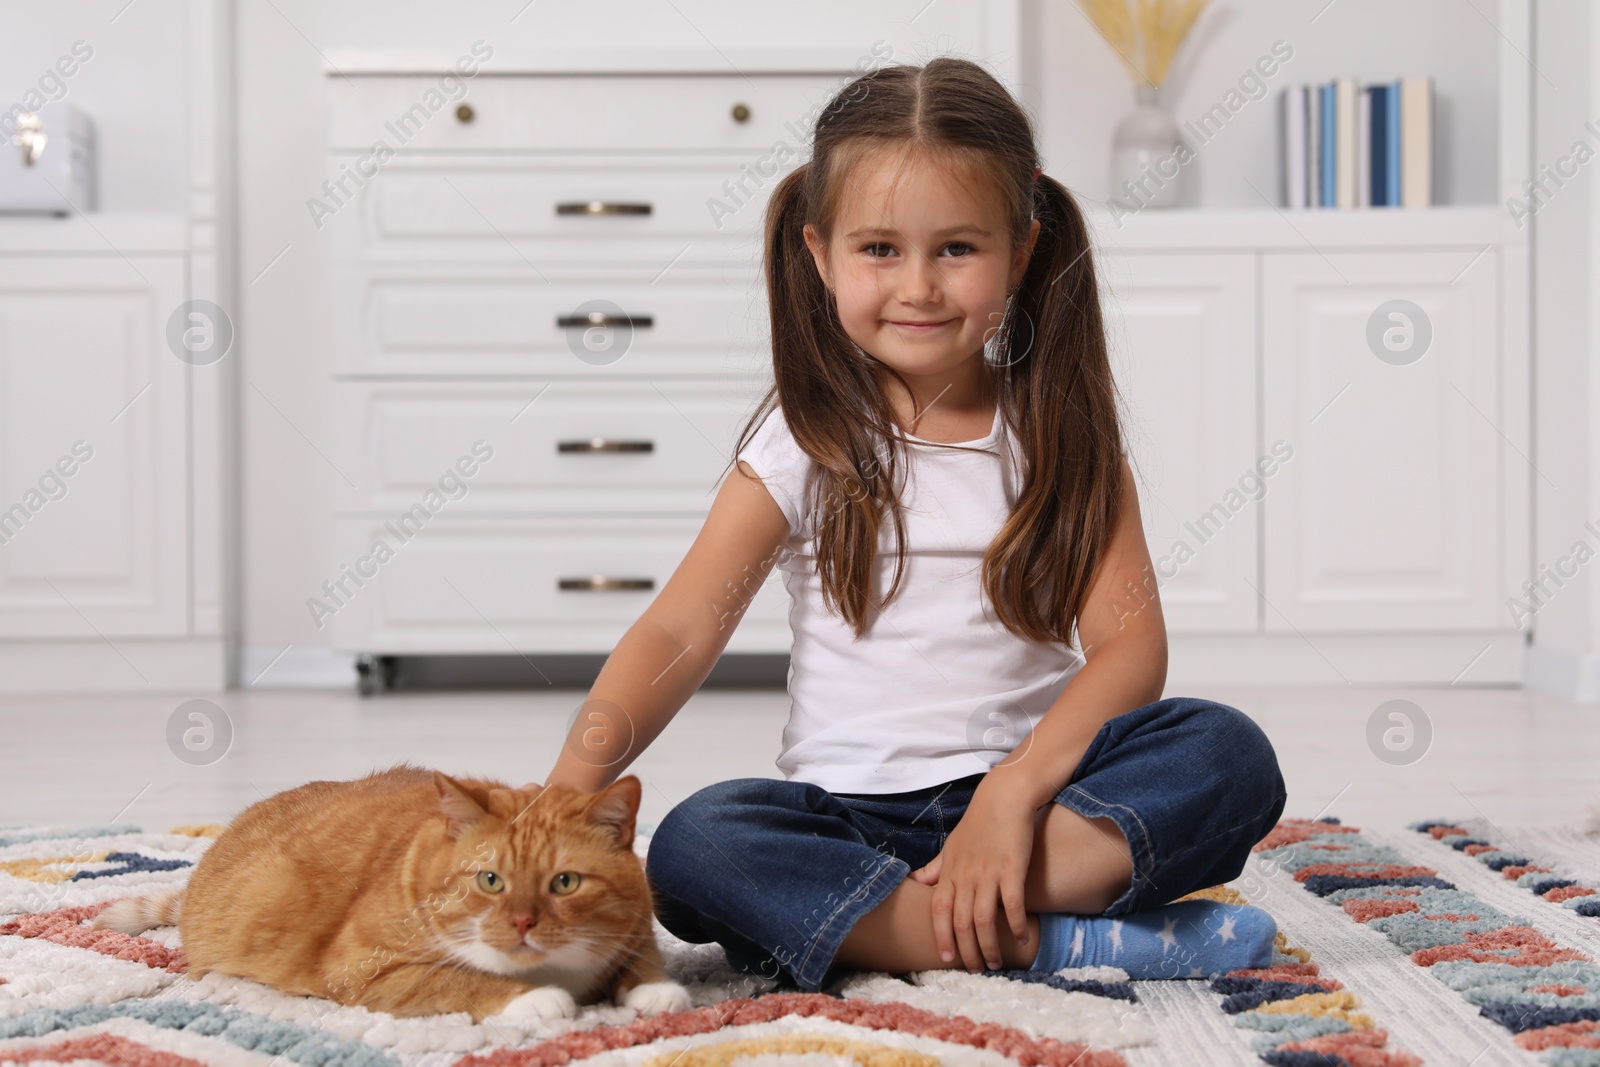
[
  {"xmin": 731, "ymin": 103, "xmax": 751, "ymax": 123},
  {"xmin": 557, "ymin": 438, "xmax": 655, "ymax": 454},
  {"xmin": 557, "ymin": 311, "xmax": 653, "ymax": 329},
  {"xmin": 559, "ymin": 576, "xmax": 655, "ymax": 592},
  {"xmin": 556, "ymin": 200, "xmax": 652, "ymax": 216},
  {"xmin": 455, "ymin": 103, "xmax": 474, "ymax": 123}
]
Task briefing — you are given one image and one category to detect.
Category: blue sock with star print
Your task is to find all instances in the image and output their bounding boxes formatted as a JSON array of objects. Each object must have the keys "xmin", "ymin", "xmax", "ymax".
[{"xmin": 1027, "ymin": 899, "xmax": 1277, "ymax": 979}]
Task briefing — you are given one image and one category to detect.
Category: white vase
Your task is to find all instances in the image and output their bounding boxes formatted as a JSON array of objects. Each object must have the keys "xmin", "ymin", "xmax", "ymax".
[{"xmin": 1110, "ymin": 84, "xmax": 1187, "ymax": 209}]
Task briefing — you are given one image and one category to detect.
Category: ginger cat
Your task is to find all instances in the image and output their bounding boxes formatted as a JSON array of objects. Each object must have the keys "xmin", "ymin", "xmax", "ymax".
[{"xmin": 95, "ymin": 767, "xmax": 690, "ymax": 1022}]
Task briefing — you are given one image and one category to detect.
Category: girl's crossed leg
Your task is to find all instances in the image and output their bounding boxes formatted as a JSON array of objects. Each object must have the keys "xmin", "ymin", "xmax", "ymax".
[
  {"xmin": 645, "ymin": 696, "xmax": 1287, "ymax": 991},
  {"xmin": 834, "ymin": 802, "xmax": 1134, "ymax": 973}
]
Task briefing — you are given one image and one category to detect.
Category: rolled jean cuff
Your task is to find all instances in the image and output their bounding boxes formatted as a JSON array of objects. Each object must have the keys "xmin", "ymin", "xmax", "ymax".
[
  {"xmin": 790, "ymin": 850, "xmax": 910, "ymax": 991},
  {"xmin": 1052, "ymin": 782, "xmax": 1159, "ymax": 916}
]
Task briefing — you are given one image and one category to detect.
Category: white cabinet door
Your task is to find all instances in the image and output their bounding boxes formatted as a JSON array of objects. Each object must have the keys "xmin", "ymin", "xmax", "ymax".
[
  {"xmin": 1099, "ymin": 251, "xmax": 1258, "ymax": 632},
  {"xmin": 1262, "ymin": 249, "xmax": 1500, "ymax": 630},
  {"xmin": 0, "ymin": 256, "xmax": 188, "ymax": 637}
]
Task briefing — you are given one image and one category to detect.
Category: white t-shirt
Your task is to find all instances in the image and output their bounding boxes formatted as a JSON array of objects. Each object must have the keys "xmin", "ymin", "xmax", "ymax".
[{"xmin": 736, "ymin": 402, "xmax": 1085, "ymax": 795}]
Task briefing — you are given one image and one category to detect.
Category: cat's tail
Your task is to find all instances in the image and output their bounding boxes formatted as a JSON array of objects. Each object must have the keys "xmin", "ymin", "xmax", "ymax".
[{"xmin": 93, "ymin": 889, "xmax": 184, "ymax": 934}]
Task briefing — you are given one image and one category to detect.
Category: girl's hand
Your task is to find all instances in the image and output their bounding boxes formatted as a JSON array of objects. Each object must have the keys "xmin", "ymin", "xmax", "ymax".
[{"xmin": 908, "ymin": 781, "xmax": 1035, "ymax": 972}]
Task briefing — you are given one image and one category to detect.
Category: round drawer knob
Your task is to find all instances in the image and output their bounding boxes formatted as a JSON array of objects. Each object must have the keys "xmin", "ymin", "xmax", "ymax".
[
  {"xmin": 456, "ymin": 103, "xmax": 475, "ymax": 123},
  {"xmin": 731, "ymin": 102, "xmax": 750, "ymax": 123}
]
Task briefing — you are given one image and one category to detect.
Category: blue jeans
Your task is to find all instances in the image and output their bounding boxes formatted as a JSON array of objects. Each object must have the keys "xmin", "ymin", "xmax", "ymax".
[{"xmin": 645, "ymin": 696, "xmax": 1286, "ymax": 992}]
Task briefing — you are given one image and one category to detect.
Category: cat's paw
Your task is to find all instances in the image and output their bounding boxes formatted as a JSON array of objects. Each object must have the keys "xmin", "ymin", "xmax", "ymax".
[
  {"xmin": 623, "ymin": 980, "xmax": 692, "ymax": 1016},
  {"xmin": 91, "ymin": 898, "xmax": 151, "ymax": 934},
  {"xmin": 490, "ymin": 985, "xmax": 578, "ymax": 1023}
]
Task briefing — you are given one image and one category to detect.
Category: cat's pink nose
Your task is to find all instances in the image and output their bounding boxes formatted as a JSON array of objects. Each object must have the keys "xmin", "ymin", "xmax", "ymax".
[{"xmin": 511, "ymin": 914, "xmax": 537, "ymax": 936}]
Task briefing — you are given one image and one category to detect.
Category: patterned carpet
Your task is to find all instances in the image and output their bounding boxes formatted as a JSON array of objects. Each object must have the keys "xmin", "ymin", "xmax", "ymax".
[{"xmin": 3, "ymin": 816, "xmax": 1600, "ymax": 1066}]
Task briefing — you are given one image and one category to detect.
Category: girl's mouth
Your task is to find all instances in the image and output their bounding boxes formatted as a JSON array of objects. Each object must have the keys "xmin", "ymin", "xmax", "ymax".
[{"xmin": 888, "ymin": 319, "xmax": 954, "ymax": 333}]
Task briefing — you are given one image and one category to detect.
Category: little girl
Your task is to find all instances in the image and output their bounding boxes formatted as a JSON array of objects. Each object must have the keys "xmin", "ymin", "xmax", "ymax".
[{"xmin": 543, "ymin": 56, "xmax": 1286, "ymax": 992}]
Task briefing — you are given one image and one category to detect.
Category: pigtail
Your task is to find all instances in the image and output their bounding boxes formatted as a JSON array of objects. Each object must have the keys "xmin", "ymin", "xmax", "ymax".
[
  {"xmin": 728, "ymin": 162, "xmax": 817, "ymax": 476},
  {"xmin": 981, "ymin": 174, "xmax": 1126, "ymax": 645},
  {"xmin": 760, "ymin": 163, "xmax": 836, "ymax": 410}
]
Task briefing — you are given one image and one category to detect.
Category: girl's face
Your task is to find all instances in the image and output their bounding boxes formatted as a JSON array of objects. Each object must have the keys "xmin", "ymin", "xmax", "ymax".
[{"xmin": 803, "ymin": 151, "xmax": 1040, "ymax": 391}]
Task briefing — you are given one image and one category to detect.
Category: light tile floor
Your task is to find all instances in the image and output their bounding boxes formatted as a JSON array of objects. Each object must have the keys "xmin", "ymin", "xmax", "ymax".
[{"xmin": 1, "ymin": 684, "xmax": 1595, "ymax": 835}]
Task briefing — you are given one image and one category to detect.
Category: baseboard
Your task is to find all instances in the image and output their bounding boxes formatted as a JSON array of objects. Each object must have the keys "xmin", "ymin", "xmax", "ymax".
[
  {"xmin": 0, "ymin": 638, "xmax": 227, "ymax": 693},
  {"xmin": 234, "ymin": 632, "xmax": 1531, "ymax": 694},
  {"xmin": 235, "ymin": 647, "xmax": 788, "ymax": 690},
  {"xmin": 1523, "ymin": 642, "xmax": 1600, "ymax": 703},
  {"xmin": 10, "ymin": 632, "xmax": 1533, "ymax": 693},
  {"xmin": 239, "ymin": 644, "xmax": 357, "ymax": 689}
]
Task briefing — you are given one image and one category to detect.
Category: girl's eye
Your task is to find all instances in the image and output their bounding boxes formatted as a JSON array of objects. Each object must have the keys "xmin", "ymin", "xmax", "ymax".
[
  {"xmin": 862, "ymin": 242, "xmax": 974, "ymax": 258},
  {"xmin": 476, "ymin": 870, "xmax": 505, "ymax": 894},
  {"xmin": 549, "ymin": 871, "xmax": 582, "ymax": 895}
]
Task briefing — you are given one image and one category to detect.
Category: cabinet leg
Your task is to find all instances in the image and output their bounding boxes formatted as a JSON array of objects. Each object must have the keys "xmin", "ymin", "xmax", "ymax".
[{"xmin": 356, "ymin": 653, "xmax": 378, "ymax": 696}]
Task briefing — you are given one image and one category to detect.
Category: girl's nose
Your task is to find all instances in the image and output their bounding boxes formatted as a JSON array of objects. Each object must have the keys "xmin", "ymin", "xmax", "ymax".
[{"xmin": 894, "ymin": 252, "xmax": 940, "ymax": 304}]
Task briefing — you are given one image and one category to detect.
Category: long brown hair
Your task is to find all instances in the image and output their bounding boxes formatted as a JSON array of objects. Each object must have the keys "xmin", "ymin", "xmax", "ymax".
[{"xmin": 728, "ymin": 56, "xmax": 1127, "ymax": 647}]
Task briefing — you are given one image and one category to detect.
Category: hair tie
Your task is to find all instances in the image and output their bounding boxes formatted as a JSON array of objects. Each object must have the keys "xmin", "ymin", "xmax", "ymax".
[{"xmin": 1032, "ymin": 166, "xmax": 1042, "ymax": 182}]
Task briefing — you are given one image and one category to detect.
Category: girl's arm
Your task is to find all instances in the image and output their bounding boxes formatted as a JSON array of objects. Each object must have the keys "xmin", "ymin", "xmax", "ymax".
[{"xmin": 542, "ymin": 459, "xmax": 791, "ymax": 793}]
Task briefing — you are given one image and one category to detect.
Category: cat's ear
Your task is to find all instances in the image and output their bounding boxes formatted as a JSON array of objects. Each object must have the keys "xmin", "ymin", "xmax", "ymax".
[
  {"xmin": 434, "ymin": 772, "xmax": 488, "ymax": 839},
  {"xmin": 585, "ymin": 775, "xmax": 641, "ymax": 849}
]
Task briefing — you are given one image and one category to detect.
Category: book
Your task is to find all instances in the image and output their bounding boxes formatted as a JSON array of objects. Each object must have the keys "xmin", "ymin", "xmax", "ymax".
[
  {"xmin": 1386, "ymin": 80, "xmax": 1401, "ymax": 207},
  {"xmin": 1335, "ymin": 77, "xmax": 1358, "ymax": 208},
  {"xmin": 1357, "ymin": 85, "xmax": 1371, "ymax": 207},
  {"xmin": 1320, "ymin": 82, "xmax": 1336, "ymax": 207},
  {"xmin": 1281, "ymin": 86, "xmax": 1308, "ymax": 208},
  {"xmin": 1400, "ymin": 76, "xmax": 1433, "ymax": 206},
  {"xmin": 1368, "ymin": 84, "xmax": 1389, "ymax": 207},
  {"xmin": 1308, "ymin": 86, "xmax": 1321, "ymax": 208}
]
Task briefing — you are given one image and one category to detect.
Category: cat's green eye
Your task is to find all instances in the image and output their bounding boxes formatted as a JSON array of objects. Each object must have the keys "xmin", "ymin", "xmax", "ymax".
[
  {"xmin": 549, "ymin": 871, "xmax": 581, "ymax": 895},
  {"xmin": 476, "ymin": 870, "xmax": 506, "ymax": 894}
]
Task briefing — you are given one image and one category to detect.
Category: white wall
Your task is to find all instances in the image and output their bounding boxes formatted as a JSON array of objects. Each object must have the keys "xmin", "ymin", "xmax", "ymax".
[{"xmin": 1527, "ymin": 0, "xmax": 1600, "ymax": 701}]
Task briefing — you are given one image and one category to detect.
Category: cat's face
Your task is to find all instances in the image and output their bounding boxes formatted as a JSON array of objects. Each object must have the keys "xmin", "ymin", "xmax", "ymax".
[{"xmin": 424, "ymin": 774, "xmax": 647, "ymax": 979}]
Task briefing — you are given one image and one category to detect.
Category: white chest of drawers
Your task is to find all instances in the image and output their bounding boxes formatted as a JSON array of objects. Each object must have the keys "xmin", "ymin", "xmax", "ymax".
[{"xmin": 319, "ymin": 70, "xmax": 852, "ymax": 682}]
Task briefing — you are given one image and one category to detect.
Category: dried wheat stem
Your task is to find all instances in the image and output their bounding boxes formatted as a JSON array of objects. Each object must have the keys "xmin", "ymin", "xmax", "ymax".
[{"xmin": 1078, "ymin": 0, "xmax": 1211, "ymax": 88}]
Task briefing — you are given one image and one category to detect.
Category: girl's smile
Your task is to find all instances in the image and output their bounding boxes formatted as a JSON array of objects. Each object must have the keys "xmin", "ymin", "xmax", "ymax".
[{"xmin": 887, "ymin": 317, "xmax": 955, "ymax": 333}]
